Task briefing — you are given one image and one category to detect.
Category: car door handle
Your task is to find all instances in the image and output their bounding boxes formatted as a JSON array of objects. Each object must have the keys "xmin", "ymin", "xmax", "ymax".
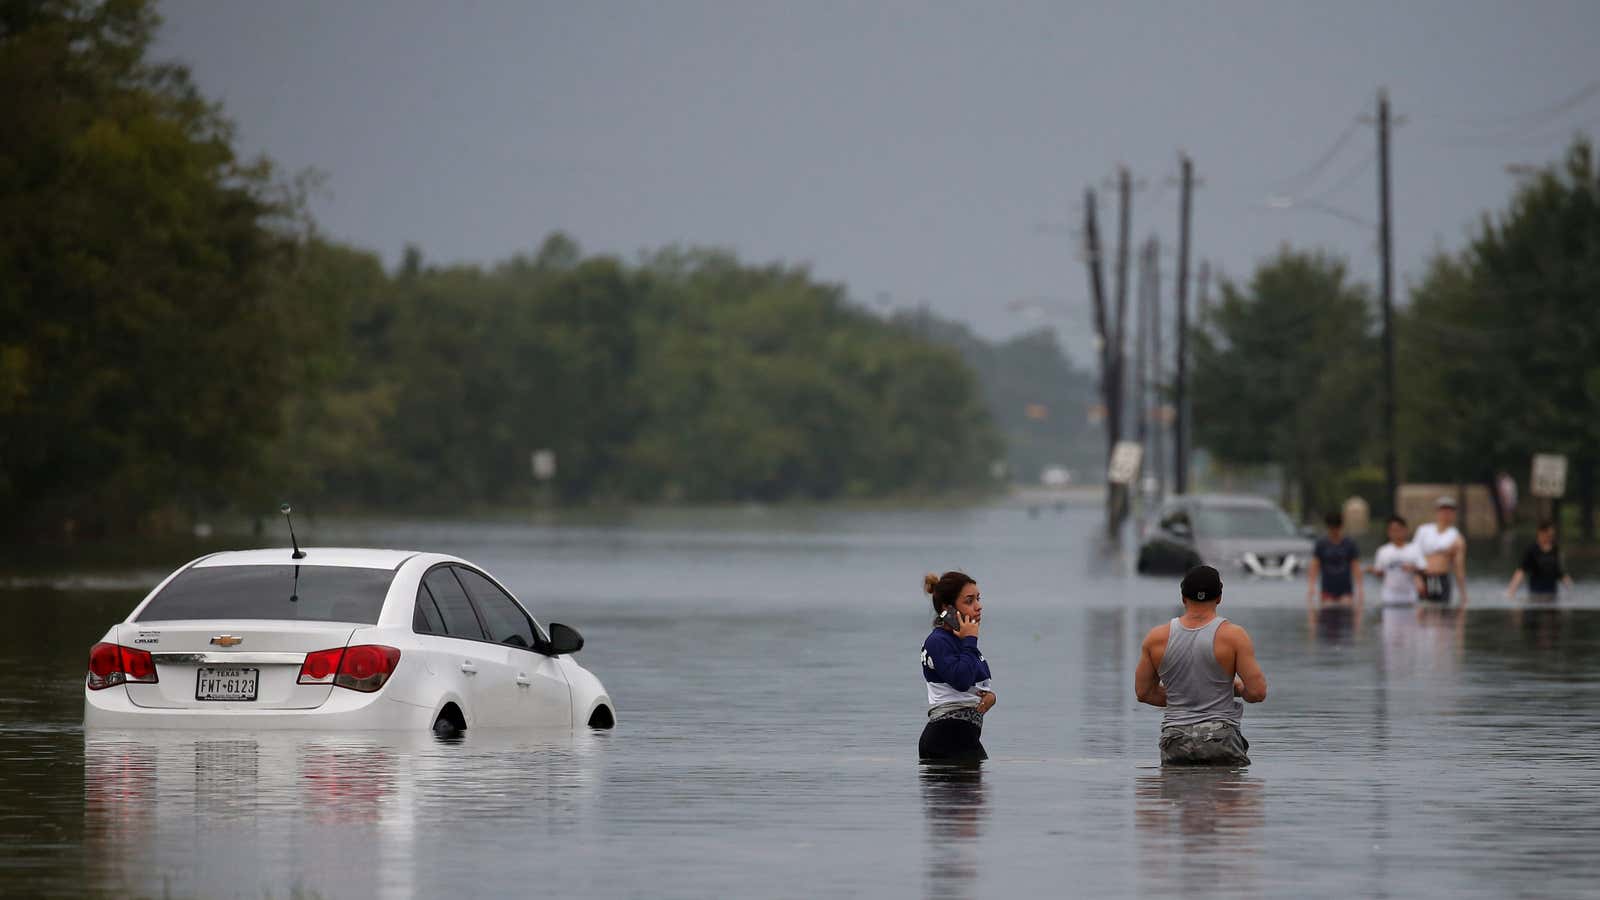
[
  {"xmin": 459, "ymin": 662, "xmax": 478, "ymax": 675},
  {"xmin": 515, "ymin": 673, "xmax": 531, "ymax": 687}
]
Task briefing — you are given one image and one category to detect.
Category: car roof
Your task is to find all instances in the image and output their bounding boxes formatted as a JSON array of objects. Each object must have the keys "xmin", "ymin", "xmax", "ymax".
[
  {"xmin": 192, "ymin": 548, "xmax": 421, "ymax": 570},
  {"xmin": 1175, "ymin": 493, "xmax": 1280, "ymax": 509}
]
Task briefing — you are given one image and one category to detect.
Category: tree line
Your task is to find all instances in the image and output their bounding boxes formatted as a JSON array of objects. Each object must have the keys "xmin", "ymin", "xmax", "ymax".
[
  {"xmin": 5, "ymin": 1, "xmax": 1106, "ymax": 538},
  {"xmin": 1192, "ymin": 138, "xmax": 1600, "ymax": 533},
  {"xmin": 266, "ymin": 236, "xmax": 1004, "ymax": 515}
]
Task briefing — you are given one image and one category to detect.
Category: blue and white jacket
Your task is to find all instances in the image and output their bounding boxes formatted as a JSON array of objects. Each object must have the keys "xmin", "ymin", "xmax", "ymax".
[{"xmin": 920, "ymin": 626, "xmax": 993, "ymax": 709}]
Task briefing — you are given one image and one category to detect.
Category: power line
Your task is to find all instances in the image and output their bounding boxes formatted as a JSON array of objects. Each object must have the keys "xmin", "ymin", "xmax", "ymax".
[
  {"xmin": 1421, "ymin": 115, "xmax": 1600, "ymax": 150},
  {"xmin": 1419, "ymin": 80, "xmax": 1600, "ymax": 132},
  {"xmin": 1268, "ymin": 114, "xmax": 1366, "ymax": 194},
  {"xmin": 1307, "ymin": 151, "xmax": 1377, "ymax": 202}
]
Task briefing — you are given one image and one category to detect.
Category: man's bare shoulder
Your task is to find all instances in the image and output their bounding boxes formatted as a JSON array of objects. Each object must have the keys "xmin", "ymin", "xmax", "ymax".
[
  {"xmin": 1217, "ymin": 620, "xmax": 1253, "ymax": 644},
  {"xmin": 1141, "ymin": 622, "xmax": 1172, "ymax": 648}
]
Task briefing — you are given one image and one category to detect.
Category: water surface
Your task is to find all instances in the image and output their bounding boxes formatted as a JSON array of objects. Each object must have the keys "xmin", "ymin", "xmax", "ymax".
[{"xmin": 3, "ymin": 505, "xmax": 1598, "ymax": 898}]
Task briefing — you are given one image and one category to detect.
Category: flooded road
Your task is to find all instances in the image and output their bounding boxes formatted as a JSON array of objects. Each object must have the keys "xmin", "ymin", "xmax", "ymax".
[{"xmin": 4, "ymin": 505, "xmax": 1600, "ymax": 898}]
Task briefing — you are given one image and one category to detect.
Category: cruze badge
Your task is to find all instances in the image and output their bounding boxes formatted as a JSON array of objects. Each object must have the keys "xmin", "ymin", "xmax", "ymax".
[{"xmin": 209, "ymin": 635, "xmax": 243, "ymax": 647}]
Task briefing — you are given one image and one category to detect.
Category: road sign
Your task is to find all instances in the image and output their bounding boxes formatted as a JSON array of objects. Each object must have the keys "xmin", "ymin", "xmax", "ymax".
[
  {"xmin": 531, "ymin": 449, "xmax": 557, "ymax": 482},
  {"xmin": 1107, "ymin": 441, "xmax": 1144, "ymax": 485},
  {"xmin": 1531, "ymin": 454, "xmax": 1567, "ymax": 498}
]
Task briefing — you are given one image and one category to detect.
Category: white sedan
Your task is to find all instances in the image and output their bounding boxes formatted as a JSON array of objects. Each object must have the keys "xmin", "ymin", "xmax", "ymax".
[{"xmin": 83, "ymin": 548, "xmax": 615, "ymax": 733}]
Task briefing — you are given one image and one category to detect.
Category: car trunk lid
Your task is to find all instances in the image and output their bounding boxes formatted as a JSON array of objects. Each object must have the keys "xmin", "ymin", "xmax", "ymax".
[{"xmin": 118, "ymin": 621, "xmax": 356, "ymax": 710}]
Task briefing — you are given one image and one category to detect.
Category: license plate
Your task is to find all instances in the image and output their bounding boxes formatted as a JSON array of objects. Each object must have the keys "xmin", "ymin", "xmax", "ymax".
[{"xmin": 196, "ymin": 667, "xmax": 259, "ymax": 701}]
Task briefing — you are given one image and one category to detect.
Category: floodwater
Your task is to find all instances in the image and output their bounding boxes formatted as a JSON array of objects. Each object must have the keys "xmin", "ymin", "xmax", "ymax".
[{"xmin": 4, "ymin": 504, "xmax": 1600, "ymax": 898}]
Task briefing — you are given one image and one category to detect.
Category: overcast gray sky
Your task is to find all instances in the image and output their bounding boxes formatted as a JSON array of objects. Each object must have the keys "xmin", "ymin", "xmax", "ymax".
[{"xmin": 157, "ymin": 0, "xmax": 1599, "ymax": 362}]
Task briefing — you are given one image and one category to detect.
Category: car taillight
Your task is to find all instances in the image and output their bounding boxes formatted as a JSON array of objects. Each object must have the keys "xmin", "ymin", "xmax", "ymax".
[
  {"xmin": 336, "ymin": 645, "xmax": 401, "ymax": 692},
  {"xmin": 297, "ymin": 648, "xmax": 344, "ymax": 685},
  {"xmin": 297, "ymin": 645, "xmax": 400, "ymax": 692},
  {"xmin": 121, "ymin": 646, "xmax": 157, "ymax": 682},
  {"xmin": 86, "ymin": 642, "xmax": 160, "ymax": 690}
]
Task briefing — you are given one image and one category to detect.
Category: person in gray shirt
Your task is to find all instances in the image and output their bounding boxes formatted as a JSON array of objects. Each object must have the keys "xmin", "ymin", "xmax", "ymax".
[{"xmin": 1135, "ymin": 566, "xmax": 1268, "ymax": 766}]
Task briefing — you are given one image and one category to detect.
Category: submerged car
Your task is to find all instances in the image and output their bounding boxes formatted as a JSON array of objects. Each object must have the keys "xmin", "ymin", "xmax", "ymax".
[
  {"xmin": 1136, "ymin": 494, "xmax": 1313, "ymax": 577},
  {"xmin": 84, "ymin": 548, "xmax": 615, "ymax": 733}
]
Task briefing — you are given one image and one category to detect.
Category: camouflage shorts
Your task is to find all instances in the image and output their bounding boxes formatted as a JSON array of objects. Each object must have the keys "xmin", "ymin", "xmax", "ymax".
[{"xmin": 1159, "ymin": 721, "xmax": 1251, "ymax": 766}]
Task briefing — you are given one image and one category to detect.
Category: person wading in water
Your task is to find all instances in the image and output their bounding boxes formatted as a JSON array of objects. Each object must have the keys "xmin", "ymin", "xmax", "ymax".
[
  {"xmin": 1415, "ymin": 496, "xmax": 1468, "ymax": 607},
  {"xmin": 919, "ymin": 571, "xmax": 995, "ymax": 763},
  {"xmin": 1505, "ymin": 520, "xmax": 1573, "ymax": 601},
  {"xmin": 1135, "ymin": 566, "xmax": 1267, "ymax": 766}
]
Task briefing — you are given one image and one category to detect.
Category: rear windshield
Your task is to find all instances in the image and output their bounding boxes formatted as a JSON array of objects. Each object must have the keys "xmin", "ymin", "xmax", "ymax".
[{"xmin": 136, "ymin": 565, "xmax": 396, "ymax": 624}]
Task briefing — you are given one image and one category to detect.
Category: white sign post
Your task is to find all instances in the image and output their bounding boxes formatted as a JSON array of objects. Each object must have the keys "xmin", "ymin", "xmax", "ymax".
[
  {"xmin": 1531, "ymin": 453, "xmax": 1568, "ymax": 499},
  {"xmin": 1107, "ymin": 441, "xmax": 1144, "ymax": 486},
  {"xmin": 531, "ymin": 449, "xmax": 557, "ymax": 482}
]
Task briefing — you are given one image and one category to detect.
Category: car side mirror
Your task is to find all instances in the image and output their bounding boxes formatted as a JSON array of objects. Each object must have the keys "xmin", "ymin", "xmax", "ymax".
[{"xmin": 545, "ymin": 623, "xmax": 584, "ymax": 655}]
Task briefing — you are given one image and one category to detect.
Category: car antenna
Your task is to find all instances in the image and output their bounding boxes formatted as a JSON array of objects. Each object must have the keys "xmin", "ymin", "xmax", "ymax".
[{"xmin": 280, "ymin": 503, "xmax": 306, "ymax": 559}]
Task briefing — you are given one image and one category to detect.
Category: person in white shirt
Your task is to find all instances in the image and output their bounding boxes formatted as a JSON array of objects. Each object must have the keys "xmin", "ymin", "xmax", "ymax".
[
  {"xmin": 1413, "ymin": 497, "xmax": 1468, "ymax": 606},
  {"xmin": 1369, "ymin": 514, "xmax": 1425, "ymax": 605}
]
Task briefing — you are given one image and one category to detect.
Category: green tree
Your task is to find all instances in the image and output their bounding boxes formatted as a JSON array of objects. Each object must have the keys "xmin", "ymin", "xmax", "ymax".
[
  {"xmin": 893, "ymin": 310, "xmax": 1100, "ymax": 484},
  {"xmin": 256, "ymin": 237, "xmax": 394, "ymax": 510},
  {"xmin": 619, "ymin": 249, "xmax": 999, "ymax": 501},
  {"xmin": 0, "ymin": 0, "xmax": 294, "ymax": 536},
  {"xmin": 1400, "ymin": 137, "xmax": 1600, "ymax": 530},
  {"xmin": 1192, "ymin": 248, "xmax": 1378, "ymax": 517}
]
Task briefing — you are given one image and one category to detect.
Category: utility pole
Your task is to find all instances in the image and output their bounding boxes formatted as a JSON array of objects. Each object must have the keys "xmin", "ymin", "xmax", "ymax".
[
  {"xmin": 1084, "ymin": 189, "xmax": 1109, "ymax": 416},
  {"xmin": 1135, "ymin": 239, "xmax": 1157, "ymax": 507},
  {"xmin": 1134, "ymin": 235, "xmax": 1150, "ymax": 457},
  {"xmin": 1082, "ymin": 189, "xmax": 1116, "ymax": 536},
  {"xmin": 1174, "ymin": 154, "xmax": 1194, "ymax": 496},
  {"xmin": 1112, "ymin": 167, "xmax": 1133, "ymax": 528},
  {"xmin": 1149, "ymin": 235, "xmax": 1165, "ymax": 504},
  {"xmin": 1377, "ymin": 88, "xmax": 1398, "ymax": 514}
]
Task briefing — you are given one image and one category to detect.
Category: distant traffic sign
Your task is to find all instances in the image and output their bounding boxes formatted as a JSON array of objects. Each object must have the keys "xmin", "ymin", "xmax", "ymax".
[
  {"xmin": 1531, "ymin": 454, "xmax": 1567, "ymax": 499},
  {"xmin": 1108, "ymin": 441, "xmax": 1144, "ymax": 486},
  {"xmin": 531, "ymin": 449, "xmax": 557, "ymax": 482}
]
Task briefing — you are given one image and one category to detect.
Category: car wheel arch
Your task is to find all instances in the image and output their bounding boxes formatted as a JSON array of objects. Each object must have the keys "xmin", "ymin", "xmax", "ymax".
[{"xmin": 433, "ymin": 699, "xmax": 467, "ymax": 732}]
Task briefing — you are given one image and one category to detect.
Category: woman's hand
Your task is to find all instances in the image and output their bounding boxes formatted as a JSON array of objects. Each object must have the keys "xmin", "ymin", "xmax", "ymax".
[
  {"xmin": 976, "ymin": 691, "xmax": 996, "ymax": 714},
  {"xmin": 954, "ymin": 612, "xmax": 980, "ymax": 639}
]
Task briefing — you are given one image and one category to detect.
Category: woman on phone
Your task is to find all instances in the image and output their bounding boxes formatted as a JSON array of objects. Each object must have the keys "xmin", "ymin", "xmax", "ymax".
[{"xmin": 919, "ymin": 571, "xmax": 995, "ymax": 762}]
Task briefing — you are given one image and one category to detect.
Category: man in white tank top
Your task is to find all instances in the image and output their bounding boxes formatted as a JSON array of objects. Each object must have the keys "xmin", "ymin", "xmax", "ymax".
[
  {"xmin": 1134, "ymin": 566, "xmax": 1268, "ymax": 765},
  {"xmin": 1414, "ymin": 496, "xmax": 1468, "ymax": 606}
]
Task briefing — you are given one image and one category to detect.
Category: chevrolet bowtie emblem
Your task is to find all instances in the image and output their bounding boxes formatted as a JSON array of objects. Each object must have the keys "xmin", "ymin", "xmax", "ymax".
[{"xmin": 209, "ymin": 635, "xmax": 243, "ymax": 647}]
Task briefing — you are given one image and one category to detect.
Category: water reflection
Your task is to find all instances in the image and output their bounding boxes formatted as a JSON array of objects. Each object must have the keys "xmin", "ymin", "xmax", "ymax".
[
  {"xmin": 920, "ymin": 763, "xmax": 987, "ymax": 899},
  {"xmin": 82, "ymin": 729, "xmax": 604, "ymax": 899},
  {"xmin": 1379, "ymin": 604, "xmax": 1467, "ymax": 678},
  {"xmin": 1310, "ymin": 601, "xmax": 1361, "ymax": 645},
  {"xmin": 1135, "ymin": 768, "xmax": 1265, "ymax": 896},
  {"xmin": 1509, "ymin": 600, "xmax": 1570, "ymax": 653},
  {"xmin": 83, "ymin": 739, "xmax": 157, "ymax": 832}
]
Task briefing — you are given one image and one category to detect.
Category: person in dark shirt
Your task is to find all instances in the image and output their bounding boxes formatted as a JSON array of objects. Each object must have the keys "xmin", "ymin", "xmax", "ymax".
[
  {"xmin": 919, "ymin": 571, "xmax": 994, "ymax": 763},
  {"xmin": 1506, "ymin": 521, "xmax": 1572, "ymax": 600},
  {"xmin": 1307, "ymin": 511, "xmax": 1363, "ymax": 605}
]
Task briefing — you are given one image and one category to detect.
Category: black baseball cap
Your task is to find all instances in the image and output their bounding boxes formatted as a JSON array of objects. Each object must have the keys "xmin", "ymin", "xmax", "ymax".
[{"xmin": 1181, "ymin": 565, "xmax": 1223, "ymax": 602}]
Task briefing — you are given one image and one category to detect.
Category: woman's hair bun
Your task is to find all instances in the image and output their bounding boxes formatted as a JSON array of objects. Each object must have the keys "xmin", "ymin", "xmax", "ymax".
[{"xmin": 923, "ymin": 572, "xmax": 939, "ymax": 595}]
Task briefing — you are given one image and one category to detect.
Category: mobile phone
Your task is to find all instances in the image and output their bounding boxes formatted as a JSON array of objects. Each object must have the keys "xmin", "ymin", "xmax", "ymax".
[{"xmin": 938, "ymin": 608, "xmax": 965, "ymax": 631}]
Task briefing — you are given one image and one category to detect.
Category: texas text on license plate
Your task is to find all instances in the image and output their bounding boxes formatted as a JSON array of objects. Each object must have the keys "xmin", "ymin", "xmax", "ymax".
[{"xmin": 195, "ymin": 666, "xmax": 259, "ymax": 701}]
